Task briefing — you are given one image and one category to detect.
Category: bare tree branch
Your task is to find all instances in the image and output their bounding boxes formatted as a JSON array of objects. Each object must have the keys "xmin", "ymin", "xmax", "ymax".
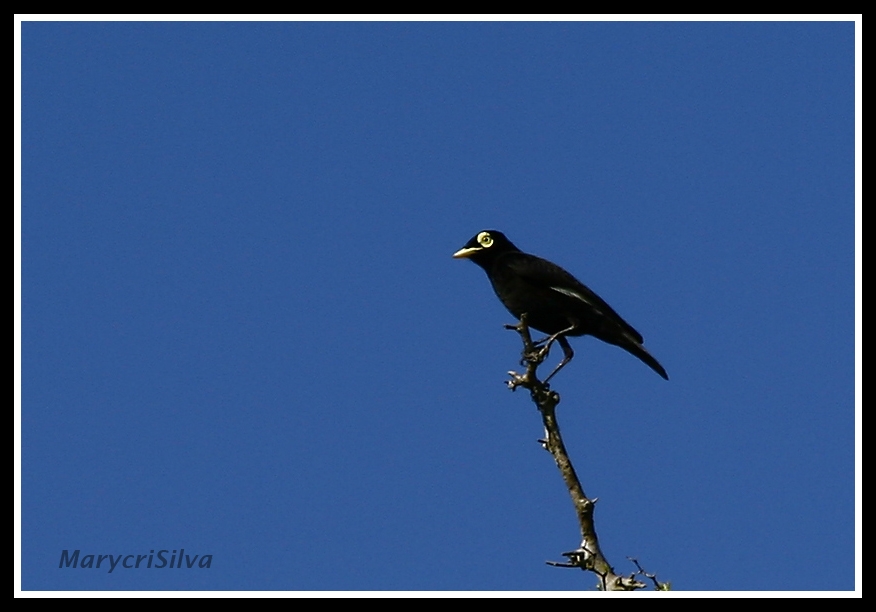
[{"xmin": 504, "ymin": 314, "xmax": 664, "ymax": 591}]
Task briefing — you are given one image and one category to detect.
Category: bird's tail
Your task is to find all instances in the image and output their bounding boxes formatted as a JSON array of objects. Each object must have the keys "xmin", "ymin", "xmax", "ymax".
[{"xmin": 627, "ymin": 342, "xmax": 669, "ymax": 380}]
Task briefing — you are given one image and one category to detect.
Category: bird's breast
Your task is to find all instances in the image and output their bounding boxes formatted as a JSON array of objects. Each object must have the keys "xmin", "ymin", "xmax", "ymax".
[{"xmin": 488, "ymin": 268, "xmax": 587, "ymax": 336}]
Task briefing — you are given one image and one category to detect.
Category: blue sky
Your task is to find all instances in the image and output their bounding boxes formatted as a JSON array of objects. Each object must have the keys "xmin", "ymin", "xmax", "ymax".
[{"xmin": 17, "ymin": 17, "xmax": 860, "ymax": 593}]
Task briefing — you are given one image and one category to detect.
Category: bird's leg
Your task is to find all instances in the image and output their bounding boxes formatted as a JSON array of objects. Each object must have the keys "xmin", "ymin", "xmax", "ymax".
[
  {"xmin": 531, "ymin": 323, "xmax": 578, "ymax": 360},
  {"xmin": 543, "ymin": 336, "xmax": 575, "ymax": 385},
  {"xmin": 521, "ymin": 322, "xmax": 578, "ymax": 369},
  {"xmin": 522, "ymin": 336, "xmax": 553, "ymax": 365}
]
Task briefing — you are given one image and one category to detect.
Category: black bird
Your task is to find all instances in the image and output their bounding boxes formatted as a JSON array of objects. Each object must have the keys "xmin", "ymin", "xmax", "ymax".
[{"xmin": 453, "ymin": 230, "xmax": 668, "ymax": 382}]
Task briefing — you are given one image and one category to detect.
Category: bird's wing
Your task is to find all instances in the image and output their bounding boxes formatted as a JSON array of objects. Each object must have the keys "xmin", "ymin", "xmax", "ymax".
[{"xmin": 502, "ymin": 252, "xmax": 644, "ymax": 343}]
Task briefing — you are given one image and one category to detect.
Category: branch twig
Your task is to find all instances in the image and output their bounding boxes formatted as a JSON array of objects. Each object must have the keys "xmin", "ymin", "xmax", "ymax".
[{"xmin": 504, "ymin": 314, "xmax": 649, "ymax": 591}]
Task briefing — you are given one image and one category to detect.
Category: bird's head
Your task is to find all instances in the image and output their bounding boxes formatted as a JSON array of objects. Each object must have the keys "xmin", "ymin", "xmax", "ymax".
[{"xmin": 452, "ymin": 230, "xmax": 519, "ymax": 267}]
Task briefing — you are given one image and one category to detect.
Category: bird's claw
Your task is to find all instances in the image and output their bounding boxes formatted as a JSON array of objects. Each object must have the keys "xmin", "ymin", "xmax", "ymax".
[{"xmin": 522, "ymin": 346, "xmax": 549, "ymax": 365}]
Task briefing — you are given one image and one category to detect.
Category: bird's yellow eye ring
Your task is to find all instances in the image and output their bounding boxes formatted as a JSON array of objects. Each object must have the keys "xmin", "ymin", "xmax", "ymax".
[{"xmin": 477, "ymin": 232, "xmax": 493, "ymax": 248}]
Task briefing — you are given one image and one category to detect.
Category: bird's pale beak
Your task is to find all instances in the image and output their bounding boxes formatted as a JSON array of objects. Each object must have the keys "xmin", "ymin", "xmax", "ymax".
[{"xmin": 452, "ymin": 246, "xmax": 480, "ymax": 259}]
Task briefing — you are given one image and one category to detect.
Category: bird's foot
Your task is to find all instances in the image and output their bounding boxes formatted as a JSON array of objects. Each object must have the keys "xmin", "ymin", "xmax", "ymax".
[{"xmin": 522, "ymin": 344, "xmax": 550, "ymax": 366}]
